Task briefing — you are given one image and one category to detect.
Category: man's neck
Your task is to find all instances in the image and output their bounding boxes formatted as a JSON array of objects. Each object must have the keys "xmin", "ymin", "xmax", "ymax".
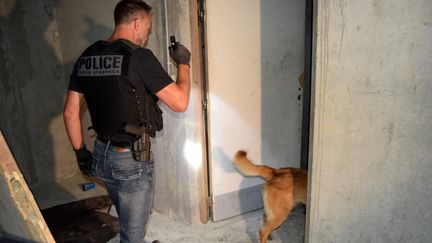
[{"xmin": 108, "ymin": 27, "xmax": 136, "ymax": 44}]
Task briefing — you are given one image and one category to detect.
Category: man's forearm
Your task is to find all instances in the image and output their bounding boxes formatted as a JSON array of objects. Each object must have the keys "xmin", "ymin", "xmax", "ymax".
[
  {"xmin": 176, "ymin": 64, "xmax": 191, "ymax": 105},
  {"xmin": 64, "ymin": 113, "xmax": 84, "ymax": 150},
  {"xmin": 63, "ymin": 91, "xmax": 85, "ymax": 150}
]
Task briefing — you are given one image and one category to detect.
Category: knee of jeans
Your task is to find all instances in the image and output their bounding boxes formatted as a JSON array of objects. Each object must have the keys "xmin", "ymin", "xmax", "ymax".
[
  {"xmin": 120, "ymin": 215, "xmax": 147, "ymax": 243},
  {"xmin": 120, "ymin": 230, "xmax": 145, "ymax": 243}
]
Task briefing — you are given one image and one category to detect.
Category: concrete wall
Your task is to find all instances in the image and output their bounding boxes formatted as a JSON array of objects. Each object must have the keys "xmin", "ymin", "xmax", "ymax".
[
  {"xmin": 0, "ymin": 0, "xmax": 73, "ymax": 188},
  {"xmin": 0, "ymin": 0, "xmax": 206, "ymax": 224},
  {"xmin": 151, "ymin": 0, "xmax": 207, "ymax": 224},
  {"xmin": 307, "ymin": 0, "xmax": 432, "ymax": 242}
]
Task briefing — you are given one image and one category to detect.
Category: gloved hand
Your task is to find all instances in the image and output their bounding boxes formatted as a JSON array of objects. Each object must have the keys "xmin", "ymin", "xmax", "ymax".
[
  {"xmin": 74, "ymin": 145, "xmax": 93, "ymax": 176},
  {"xmin": 169, "ymin": 42, "xmax": 191, "ymax": 66}
]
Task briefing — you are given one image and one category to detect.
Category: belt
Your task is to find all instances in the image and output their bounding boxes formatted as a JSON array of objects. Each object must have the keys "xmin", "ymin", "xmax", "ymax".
[{"xmin": 97, "ymin": 135, "xmax": 131, "ymax": 152}]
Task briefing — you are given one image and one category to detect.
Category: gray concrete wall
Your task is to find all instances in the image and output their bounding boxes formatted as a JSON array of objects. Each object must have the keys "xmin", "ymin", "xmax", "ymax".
[
  {"xmin": 0, "ymin": 0, "xmax": 205, "ymax": 223},
  {"xmin": 152, "ymin": 0, "xmax": 207, "ymax": 224},
  {"xmin": 0, "ymin": 0, "xmax": 73, "ymax": 188},
  {"xmin": 307, "ymin": 0, "xmax": 432, "ymax": 242},
  {"xmin": 0, "ymin": 0, "xmax": 169, "ymax": 188}
]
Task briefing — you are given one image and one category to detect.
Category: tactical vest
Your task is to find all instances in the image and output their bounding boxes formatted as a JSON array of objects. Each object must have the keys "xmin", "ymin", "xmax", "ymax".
[{"xmin": 74, "ymin": 40, "xmax": 163, "ymax": 141}]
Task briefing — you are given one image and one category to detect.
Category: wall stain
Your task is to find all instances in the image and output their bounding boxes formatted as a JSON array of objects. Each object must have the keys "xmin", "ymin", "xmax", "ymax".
[
  {"xmin": 386, "ymin": 122, "xmax": 394, "ymax": 145},
  {"xmin": 298, "ymin": 72, "xmax": 304, "ymax": 89},
  {"xmin": 372, "ymin": 0, "xmax": 383, "ymax": 17}
]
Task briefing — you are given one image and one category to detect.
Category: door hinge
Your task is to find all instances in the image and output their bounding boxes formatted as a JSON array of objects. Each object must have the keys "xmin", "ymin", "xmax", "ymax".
[
  {"xmin": 198, "ymin": 9, "xmax": 205, "ymax": 24},
  {"xmin": 207, "ymin": 195, "xmax": 213, "ymax": 208},
  {"xmin": 202, "ymin": 99, "xmax": 208, "ymax": 112}
]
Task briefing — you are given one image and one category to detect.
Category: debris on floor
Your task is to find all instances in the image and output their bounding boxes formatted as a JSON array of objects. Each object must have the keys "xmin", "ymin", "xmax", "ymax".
[{"xmin": 41, "ymin": 196, "xmax": 119, "ymax": 243}]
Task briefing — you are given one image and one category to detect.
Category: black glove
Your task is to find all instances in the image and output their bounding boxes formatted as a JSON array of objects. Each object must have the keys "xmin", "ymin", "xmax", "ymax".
[
  {"xmin": 74, "ymin": 145, "xmax": 93, "ymax": 176},
  {"xmin": 169, "ymin": 42, "xmax": 191, "ymax": 66}
]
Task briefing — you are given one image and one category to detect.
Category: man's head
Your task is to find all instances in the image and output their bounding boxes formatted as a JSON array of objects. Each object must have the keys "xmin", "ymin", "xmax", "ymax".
[{"xmin": 113, "ymin": 0, "xmax": 152, "ymax": 47}]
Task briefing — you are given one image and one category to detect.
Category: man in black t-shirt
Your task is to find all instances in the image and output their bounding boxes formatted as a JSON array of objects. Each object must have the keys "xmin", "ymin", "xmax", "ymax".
[{"xmin": 63, "ymin": 1, "xmax": 191, "ymax": 242}]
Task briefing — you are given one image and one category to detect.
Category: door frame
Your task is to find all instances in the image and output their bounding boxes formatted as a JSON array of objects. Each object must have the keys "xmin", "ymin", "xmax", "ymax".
[
  {"xmin": 189, "ymin": 0, "xmax": 210, "ymax": 223},
  {"xmin": 197, "ymin": 0, "xmax": 314, "ymax": 223}
]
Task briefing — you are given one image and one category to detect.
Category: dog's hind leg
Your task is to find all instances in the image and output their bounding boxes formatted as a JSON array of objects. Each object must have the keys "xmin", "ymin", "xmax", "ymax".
[
  {"xmin": 259, "ymin": 189, "xmax": 294, "ymax": 243},
  {"xmin": 261, "ymin": 211, "xmax": 273, "ymax": 241},
  {"xmin": 259, "ymin": 214, "xmax": 289, "ymax": 243}
]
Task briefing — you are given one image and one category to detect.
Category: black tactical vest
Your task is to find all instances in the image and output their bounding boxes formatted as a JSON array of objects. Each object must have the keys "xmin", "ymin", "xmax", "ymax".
[{"xmin": 73, "ymin": 40, "xmax": 163, "ymax": 141}]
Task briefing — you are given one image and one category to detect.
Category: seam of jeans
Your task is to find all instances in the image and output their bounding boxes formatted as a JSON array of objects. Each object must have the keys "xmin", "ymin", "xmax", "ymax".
[
  {"xmin": 104, "ymin": 140, "xmax": 111, "ymax": 155},
  {"xmin": 103, "ymin": 140, "xmax": 111, "ymax": 175}
]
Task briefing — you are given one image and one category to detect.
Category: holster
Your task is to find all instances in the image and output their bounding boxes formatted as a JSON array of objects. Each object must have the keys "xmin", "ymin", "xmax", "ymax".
[
  {"xmin": 131, "ymin": 132, "xmax": 151, "ymax": 162},
  {"xmin": 123, "ymin": 124, "xmax": 151, "ymax": 162}
]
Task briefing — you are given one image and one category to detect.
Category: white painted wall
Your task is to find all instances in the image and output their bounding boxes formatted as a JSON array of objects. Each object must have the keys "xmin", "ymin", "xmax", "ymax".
[
  {"xmin": 207, "ymin": 0, "xmax": 264, "ymax": 196},
  {"xmin": 308, "ymin": 0, "xmax": 432, "ymax": 242}
]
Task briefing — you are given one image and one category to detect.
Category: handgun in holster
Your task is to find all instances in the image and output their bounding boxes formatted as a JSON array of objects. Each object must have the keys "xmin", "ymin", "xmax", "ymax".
[{"xmin": 123, "ymin": 124, "xmax": 151, "ymax": 162}]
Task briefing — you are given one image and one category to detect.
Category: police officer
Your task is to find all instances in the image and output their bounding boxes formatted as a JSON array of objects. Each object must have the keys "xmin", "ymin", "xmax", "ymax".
[{"xmin": 63, "ymin": 0, "xmax": 191, "ymax": 242}]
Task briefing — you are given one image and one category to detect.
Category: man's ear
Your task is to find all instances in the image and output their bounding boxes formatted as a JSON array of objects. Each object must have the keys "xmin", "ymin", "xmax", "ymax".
[{"xmin": 133, "ymin": 18, "xmax": 140, "ymax": 31}]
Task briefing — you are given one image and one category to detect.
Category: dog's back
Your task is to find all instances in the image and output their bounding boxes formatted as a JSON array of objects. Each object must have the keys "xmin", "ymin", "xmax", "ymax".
[
  {"xmin": 269, "ymin": 167, "xmax": 307, "ymax": 205},
  {"xmin": 234, "ymin": 150, "xmax": 307, "ymax": 204}
]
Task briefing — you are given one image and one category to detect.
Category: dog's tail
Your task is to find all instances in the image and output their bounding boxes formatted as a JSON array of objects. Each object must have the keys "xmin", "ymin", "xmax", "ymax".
[{"xmin": 233, "ymin": 150, "xmax": 274, "ymax": 181}]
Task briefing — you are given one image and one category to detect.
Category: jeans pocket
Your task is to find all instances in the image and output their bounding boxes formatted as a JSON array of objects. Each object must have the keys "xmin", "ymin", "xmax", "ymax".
[{"xmin": 111, "ymin": 163, "xmax": 143, "ymax": 181}]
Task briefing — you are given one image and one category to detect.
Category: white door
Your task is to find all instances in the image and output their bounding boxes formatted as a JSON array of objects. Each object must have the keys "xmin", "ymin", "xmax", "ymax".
[{"xmin": 205, "ymin": 0, "xmax": 306, "ymax": 221}]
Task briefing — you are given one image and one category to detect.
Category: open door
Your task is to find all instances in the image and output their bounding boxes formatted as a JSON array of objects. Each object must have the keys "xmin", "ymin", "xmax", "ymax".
[{"xmin": 204, "ymin": 0, "xmax": 306, "ymax": 221}]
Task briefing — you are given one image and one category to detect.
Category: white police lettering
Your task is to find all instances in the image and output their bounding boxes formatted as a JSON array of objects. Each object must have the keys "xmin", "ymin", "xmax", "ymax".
[{"xmin": 77, "ymin": 55, "xmax": 123, "ymax": 76}]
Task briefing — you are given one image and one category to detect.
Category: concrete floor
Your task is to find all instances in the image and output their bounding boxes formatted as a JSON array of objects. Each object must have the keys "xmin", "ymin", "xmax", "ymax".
[
  {"xmin": 32, "ymin": 174, "xmax": 107, "ymax": 209},
  {"xmin": 32, "ymin": 174, "xmax": 305, "ymax": 243},
  {"xmin": 107, "ymin": 207, "xmax": 306, "ymax": 243}
]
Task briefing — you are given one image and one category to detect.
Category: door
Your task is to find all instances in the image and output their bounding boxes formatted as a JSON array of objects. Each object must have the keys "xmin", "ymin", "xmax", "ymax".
[{"xmin": 205, "ymin": 0, "xmax": 306, "ymax": 221}]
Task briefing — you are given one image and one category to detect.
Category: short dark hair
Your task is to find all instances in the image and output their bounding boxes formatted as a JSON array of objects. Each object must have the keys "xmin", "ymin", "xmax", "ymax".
[{"xmin": 114, "ymin": 0, "xmax": 152, "ymax": 25}]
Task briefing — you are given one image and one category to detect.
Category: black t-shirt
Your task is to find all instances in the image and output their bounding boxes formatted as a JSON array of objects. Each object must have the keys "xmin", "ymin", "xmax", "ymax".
[{"xmin": 68, "ymin": 39, "xmax": 173, "ymax": 95}]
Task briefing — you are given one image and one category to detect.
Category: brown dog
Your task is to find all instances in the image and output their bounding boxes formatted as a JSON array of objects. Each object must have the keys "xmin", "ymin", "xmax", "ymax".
[{"xmin": 234, "ymin": 150, "xmax": 307, "ymax": 243}]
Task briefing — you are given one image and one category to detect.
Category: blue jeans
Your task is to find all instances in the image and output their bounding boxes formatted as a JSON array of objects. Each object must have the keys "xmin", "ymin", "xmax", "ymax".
[{"xmin": 92, "ymin": 139, "xmax": 154, "ymax": 243}]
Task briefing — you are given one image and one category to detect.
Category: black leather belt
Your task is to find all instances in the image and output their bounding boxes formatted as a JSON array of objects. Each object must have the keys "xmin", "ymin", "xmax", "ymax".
[{"xmin": 97, "ymin": 135, "xmax": 131, "ymax": 149}]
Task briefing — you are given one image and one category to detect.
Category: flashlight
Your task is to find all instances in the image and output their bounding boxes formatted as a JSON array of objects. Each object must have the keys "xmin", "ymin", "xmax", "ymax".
[{"xmin": 170, "ymin": 35, "xmax": 177, "ymax": 51}]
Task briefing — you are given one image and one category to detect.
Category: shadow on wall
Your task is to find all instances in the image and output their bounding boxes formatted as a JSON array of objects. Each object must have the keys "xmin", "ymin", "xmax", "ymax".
[
  {"xmin": 0, "ymin": 0, "xmax": 68, "ymax": 191},
  {"xmin": 260, "ymin": 0, "xmax": 305, "ymax": 166},
  {"xmin": 0, "ymin": 0, "xmax": 111, "ymax": 206},
  {"xmin": 259, "ymin": 0, "xmax": 306, "ymax": 241}
]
